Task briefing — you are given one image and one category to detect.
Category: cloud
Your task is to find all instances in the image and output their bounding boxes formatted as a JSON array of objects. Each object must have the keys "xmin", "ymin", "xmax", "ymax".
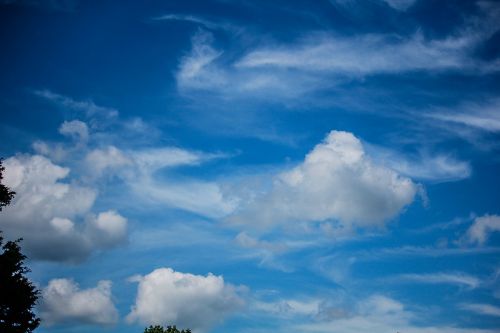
[
  {"xmin": 228, "ymin": 131, "xmax": 417, "ymax": 232},
  {"xmin": 34, "ymin": 90, "xmax": 118, "ymax": 129},
  {"xmin": 176, "ymin": 4, "xmax": 500, "ymax": 104},
  {"xmin": 395, "ymin": 272, "xmax": 481, "ymax": 289},
  {"xmin": 381, "ymin": 0, "xmax": 416, "ymax": 11},
  {"xmin": 122, "ymin": 147, "xmax": 237, "ymax": 218},
  {"xmin": 252, "ymin": 298, "xmax": 321, "ymax": 318},
  {"xmin": 250, "ymin": 293, "xmax": 497, "ymax": 333},
  {"xmin": 59, "ymin": 120, "xmax": 89, "ymax": 143},
  {"xmin": 127, "ymin": 268, "xmax": 245, "ymax": 332},
  {"xmin": 1, "ymin": 154, "xmax": 127, "ymax": 262},
  {"xmin": 84, "ymin": 146, "xmax": 131, "ymax": 178},
  {"xmin": 40, "ymin": 278, "xmax": 118, "ymax": 326},
  {"xmin": 236, "ymin": 33, "xmax": 473, "ymax": 74},
  {"xmin": 428, "ymin": 98, "xmax": 500, "ymax": 133},
  {"xmin": 177, "ymin": 30, "xmax": 225, "ymax": 91},
  {"xmin": 459, "ymin": 303, "xmax": 500, "ymax": 317},
  {"xmin": 366, "ymin": 144, "xmax": 472, "ymax": 182},
  {"xmin": 153, "ymin": 14, "xmax": 235, "ymax": 32},
  {"xmin": 283, "ymin": 294, "xmax": 496, "ymax": 333},
  {"xmin": 463, "ymin": 214, "xmax": 500, "ymax": 246}
]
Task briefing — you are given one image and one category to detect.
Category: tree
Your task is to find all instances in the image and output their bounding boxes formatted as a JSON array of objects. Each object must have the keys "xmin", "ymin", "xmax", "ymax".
[
  {"xmin": 0, "ymin": 159, "xmax": 15, "ymax": 211},
  {"xmin": 0, "ymin": 159, "xmax": 40, "ymax": 333},
  {"xmin": 144, "ymin": 325, "xmax": 192, "ymax": 333}
]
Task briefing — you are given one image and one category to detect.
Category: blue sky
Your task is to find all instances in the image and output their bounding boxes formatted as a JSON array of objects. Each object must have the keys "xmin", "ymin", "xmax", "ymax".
[{"xmin": 1, "ymin": 0, "xmax": 500, "ymax": 332}]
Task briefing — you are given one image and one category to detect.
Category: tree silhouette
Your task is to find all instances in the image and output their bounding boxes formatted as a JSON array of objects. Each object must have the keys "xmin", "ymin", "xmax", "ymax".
[
  {"xmin": 0, "ymin": 159, "xmax": 15, "ymax": 212},
  {"xmin": 144, "ymin": 325, "xmax": 192, "ymax": 333},
  {"xmin": 0, "ymin": 159, "xmax": 40, "ymax": 333}
]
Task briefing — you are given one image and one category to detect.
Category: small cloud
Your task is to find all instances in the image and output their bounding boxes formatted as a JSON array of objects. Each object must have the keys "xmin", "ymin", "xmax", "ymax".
[
  {"xmin": 394, "ymin": 272, "xmax": 481, "ymax": 289},
  {"xmin": 381, "ymin": 0, "xmax": 416, "ymax": 11},
  {"xmin": 462, "ymin": 214, "xmax": 500, "ymax": 246},
  {"xmin": 459, "ymin": 303, "xmax": 500, "ymax": 317},
  {"xmin": 40, "ymin": 278, "xmax": 118, "ymax": 326},
  {"xmin": 59, "ymin": 120, "xmax": 89, "ymax": 143}
]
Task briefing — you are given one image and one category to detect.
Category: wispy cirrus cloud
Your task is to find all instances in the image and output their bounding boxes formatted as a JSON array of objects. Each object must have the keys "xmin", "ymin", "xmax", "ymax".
[
  {"xmin": 394, "ymin": 272, "xmax": 481, "ymax": 289},
  {"xmin": 249, "ymin": 294, "xmax": 497, "ymax": 333},
  {"xmin": 365, "ymin": 144, "xmax": 472, "ymax": 182},
  {"xmin": 152, "ymin": 14, "xmax": 237, "ymax": 32},
  {"xmin": 459, "ymin": 303, "xmax": 500, "ymax": 317},
  {"xmin": 428, "ymin": 99, "xmax": 500, "ymax": 136}
]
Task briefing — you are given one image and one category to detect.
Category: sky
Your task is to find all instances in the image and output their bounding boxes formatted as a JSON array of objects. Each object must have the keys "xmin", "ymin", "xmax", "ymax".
[{"xmin": 0, "ymin": 0, "xmax": 500, "ymax": 332}]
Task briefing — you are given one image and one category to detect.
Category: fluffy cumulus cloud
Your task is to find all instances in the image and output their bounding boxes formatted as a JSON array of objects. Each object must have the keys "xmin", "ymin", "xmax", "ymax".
[
  {"xmin": 229, "ymin": 131, "xmax": 417, "ymax": 233},
  {"xmin": 0, "ymin": 154, "xmax": 128, "ymax": 261},
  {"xmin": 40, "ymin": 278, "xmax": 118, "ymax": 326},
  {"xmin": 463, "ymin": 214, "xmax": 500, "ymax": 246},
  {"xmin": 127, "ymin": 268, "xmax": 245, "ymax": 332}
]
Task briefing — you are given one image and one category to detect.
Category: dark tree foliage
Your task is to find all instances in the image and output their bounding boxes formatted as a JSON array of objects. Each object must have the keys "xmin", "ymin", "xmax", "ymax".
[
  {"xmin": 0, "ymin": 158, "xmax": 40, "ymax": 333},
  {"xmin": 144, "ymin": 325, "xmax": 192, "ymax": 333},
  {"xmin": 0, "ymin": 159, "xmax": 15, "ymax": 211}
]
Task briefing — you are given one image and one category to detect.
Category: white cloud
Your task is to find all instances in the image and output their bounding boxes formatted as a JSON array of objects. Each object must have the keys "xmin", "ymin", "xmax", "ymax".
[
  {"xmin": 228, "ymin": 131, "xmax": 417, "ymax": 231},
  {"xmin": 273, "ymin": 294, "xmax": 497, "ymax": 333},
  {"xmin": 153, "ymin": 14, "xmax": 235, "ymax": 32},
  {"xmin": 177, "ymin": 30, "xmax": 224, "ymax": 90},
  {"xmin": 127, "ymin": 268, "xmax": 245, "ymax": 332},
  {"xmin": 460, "ymin": 303, "xmax": 500, "ymax": 317},
  {"xmin": 1, "ymin": 155, "xmax": 128, "ymax": 262},
  {"xmin": 463, "ymin": 215, "xmax": 500, "ymax": 246},
  {"xmin": 237, "ymin": 33, "xmax": 472, "ymax": 74},
  {"xmin": 123, "ymin": 147, "xmax": 237, "ymax": 218},
  {"xmin": 428, "ymin": 99, "xmax": 500, "ymax": 133},
  {"xmin": 35, "ymin": 89, "xmax": 118, "ymax": 120},
  {"xmin": 252, "ymin": 298, "xmax": 321, "ymax": 318},
  {"xmin": 40, "ymin": 278, "xmax": 118, "ymax": 326},
  {"xmin": 176, "ymin": 6, "xmax": 500, "ymax": 102},
  {"xmin": 395, "ymin": 272, "xmax": 481, "ymax": 289},
  {"xmin": 59, "ymin": 120, "xmax": 89, "ymax": 143},
  {"xmin": 84, "ymin": 146, "xmax": 131, "ymax": 177},
  {"xmin": 381, "ymin": 0, "xmax": 416, "ymax": 11},
  {"xmin": 366, "ymin": 144, "xmax": 471, "ymax": 182},
  {"xmin": 86, "ymin": 210, "xmax": 128, "ymax": 248}
]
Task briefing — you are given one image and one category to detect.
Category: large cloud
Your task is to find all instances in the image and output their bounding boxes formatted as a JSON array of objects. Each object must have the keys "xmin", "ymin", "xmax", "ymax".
[
  {"xmin": 1, "ymin": 154, "xmax": 128, "ymax": 262},
  {"xmin": 40, "ymin": 278, "xmax": 118, "ymax": 326},
  {"xmin": 229, "ymin": 131, "xmax": 418, "ymax": 232},
  {"xmin": 127, "ymin": 268, "xmax": 245, "ymax": 332}
]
